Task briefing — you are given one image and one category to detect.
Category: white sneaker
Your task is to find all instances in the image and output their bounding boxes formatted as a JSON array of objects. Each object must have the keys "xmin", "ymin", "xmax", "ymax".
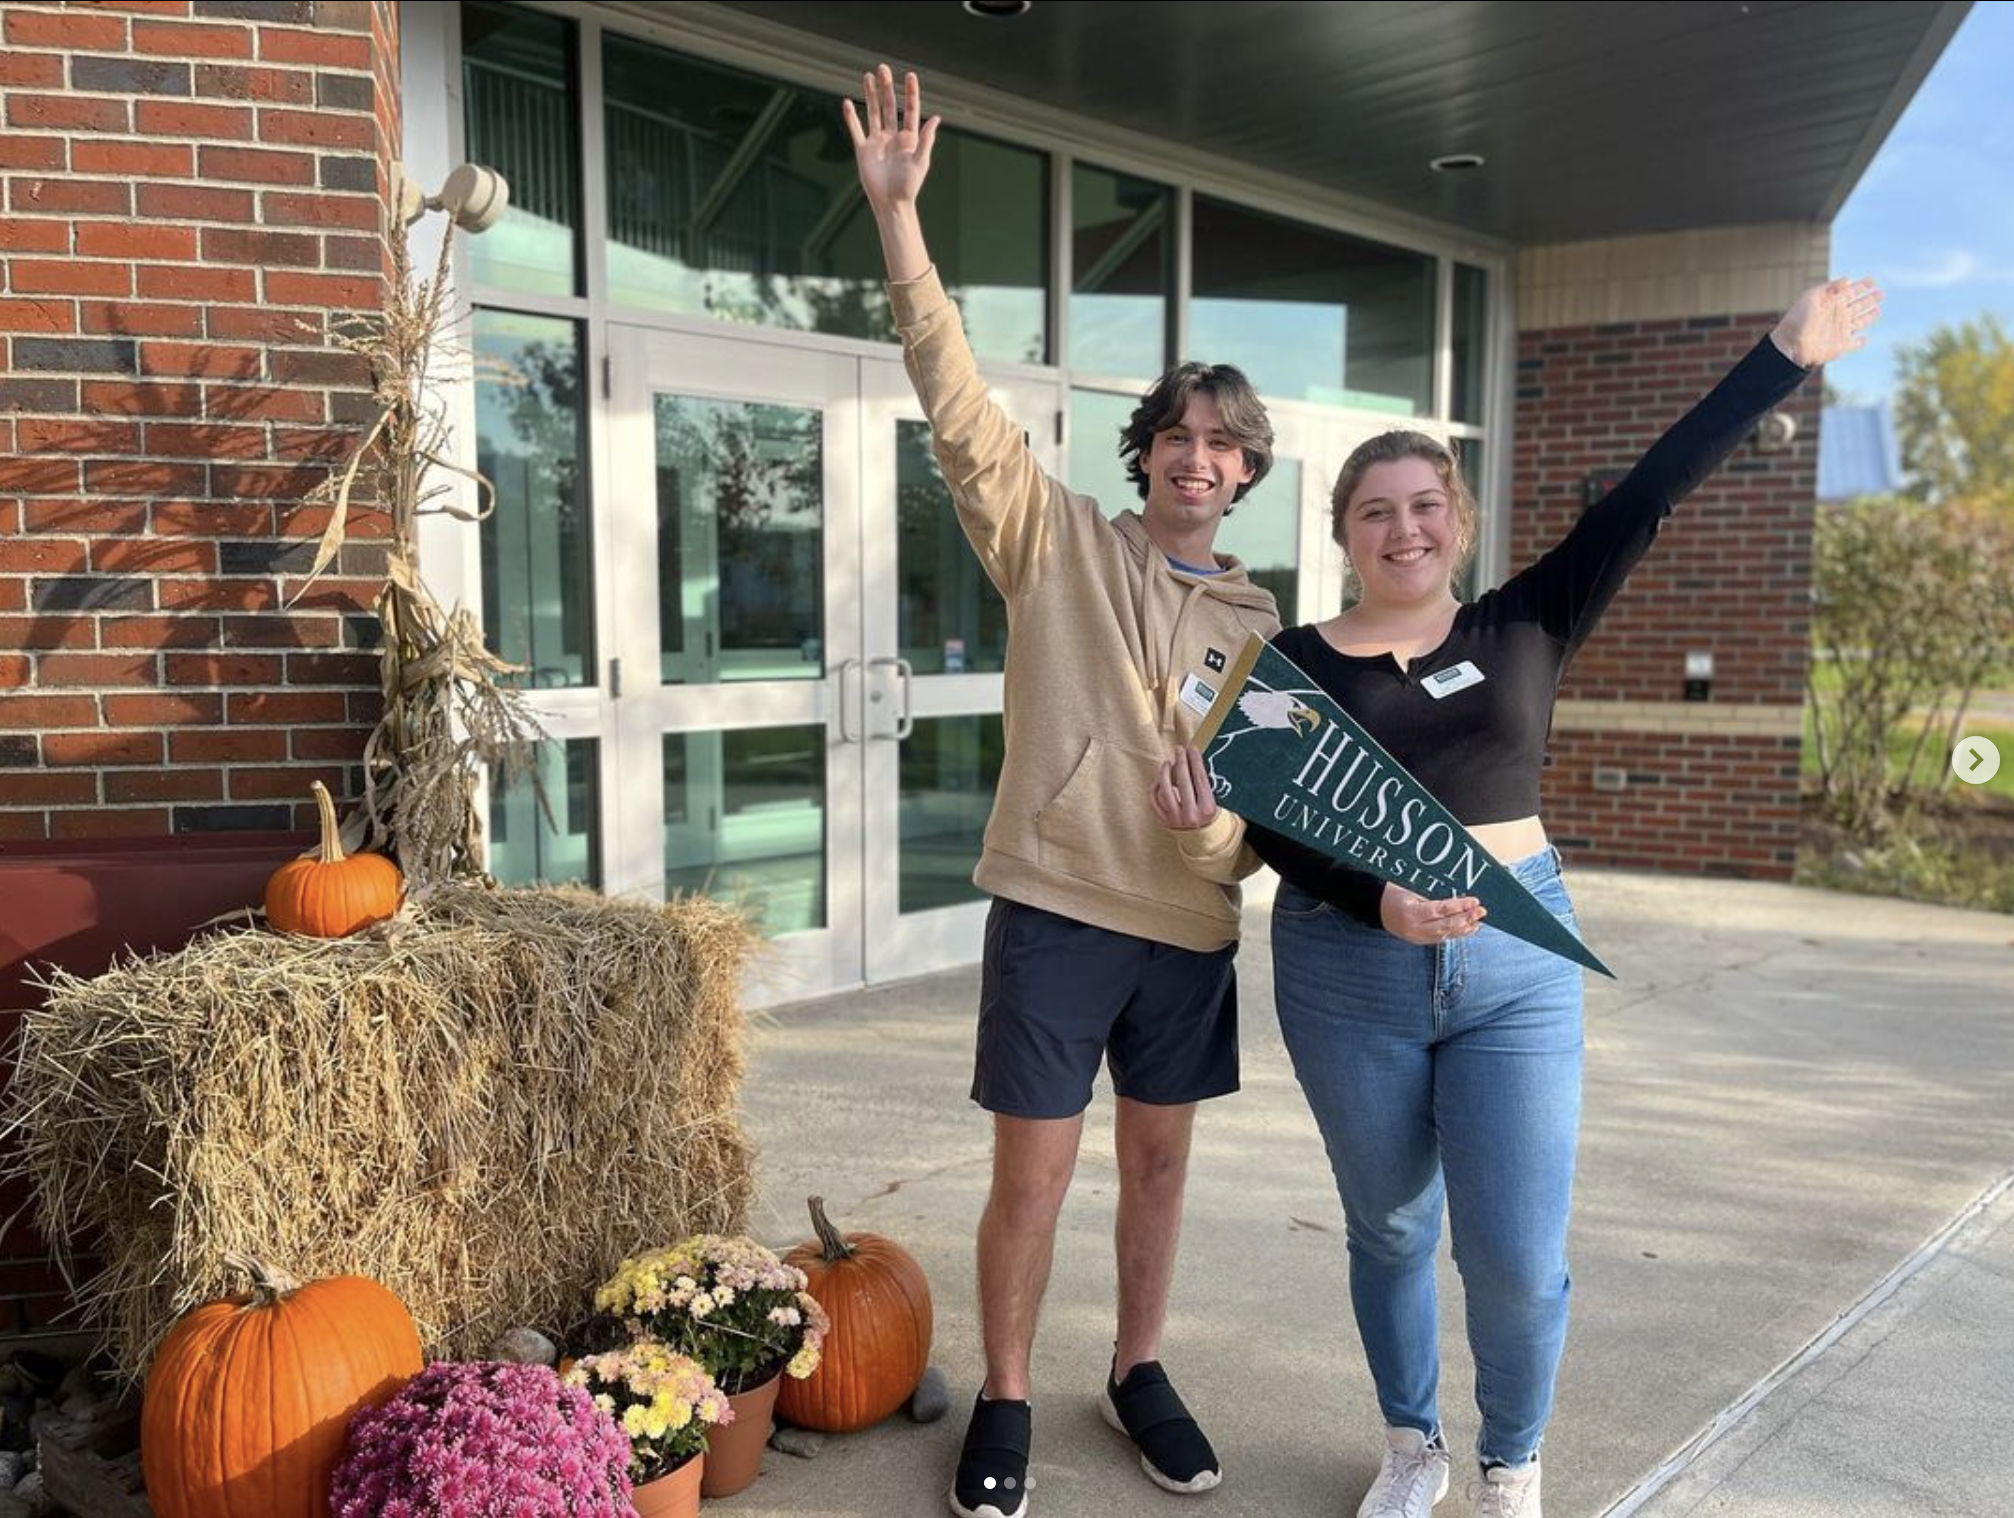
[
  {"xmin": 1466, "ymin": 1459, "xmax": 1541, "ymax": 1518},
  {"xmin": 1357, "ymin": 1426, "xmax": 1451, "ymax": 1517}
]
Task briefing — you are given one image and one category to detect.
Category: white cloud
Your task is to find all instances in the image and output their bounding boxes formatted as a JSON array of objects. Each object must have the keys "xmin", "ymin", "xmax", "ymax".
[{"xmin": 1884, "ymin": 249, "xmax": 2014, "ymax": 288}]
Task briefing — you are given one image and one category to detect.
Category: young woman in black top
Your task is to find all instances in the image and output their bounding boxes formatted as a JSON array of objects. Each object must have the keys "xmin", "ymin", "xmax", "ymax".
[{"xmin": 1153, "ymin": 278, "xmax": 1880, "ymax": 1518}]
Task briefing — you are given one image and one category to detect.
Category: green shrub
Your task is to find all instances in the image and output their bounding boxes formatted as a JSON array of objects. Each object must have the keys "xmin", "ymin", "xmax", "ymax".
[
  {"xmin": 1798, "ymin": 823, "xmax": 2014, "ymax": 914},
  {"xmin": 1808, "ymin": 497, "xmax": 2014, "ymax": 836}
]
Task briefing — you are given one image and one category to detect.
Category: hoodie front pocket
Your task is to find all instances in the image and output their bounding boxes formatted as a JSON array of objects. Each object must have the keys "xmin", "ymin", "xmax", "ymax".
[{"xmin": 1034, "ymin": 738, "xmax": 1178, "ymax": 896}]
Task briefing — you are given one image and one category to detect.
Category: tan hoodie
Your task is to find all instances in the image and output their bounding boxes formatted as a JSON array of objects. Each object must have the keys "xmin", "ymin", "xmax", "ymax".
[{"xmin": 891, "ymin": 269, "xmax": 1281, "ymax": 951}]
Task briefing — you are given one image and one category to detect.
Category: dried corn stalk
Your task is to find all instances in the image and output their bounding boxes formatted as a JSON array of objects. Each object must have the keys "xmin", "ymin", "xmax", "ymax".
[{"xmin": 295, "ymin": 215, "xmax": 543, "ymax": 886}]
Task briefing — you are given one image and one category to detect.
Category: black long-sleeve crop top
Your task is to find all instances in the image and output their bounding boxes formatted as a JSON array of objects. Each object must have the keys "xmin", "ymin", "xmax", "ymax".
[{"xmin": 1247, "ymin": 333, "xmax": 1810, "ymax": 926}]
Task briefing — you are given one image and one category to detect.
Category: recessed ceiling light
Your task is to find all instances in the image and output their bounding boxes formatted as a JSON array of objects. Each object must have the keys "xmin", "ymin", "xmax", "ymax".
[
  {"xmin": 964, "ymin": 0, "xmax": 1032, "ymax": 15},
  {"xmin": 1430, "ymin": 153, "xmax": 1486, "ymax": 174}
]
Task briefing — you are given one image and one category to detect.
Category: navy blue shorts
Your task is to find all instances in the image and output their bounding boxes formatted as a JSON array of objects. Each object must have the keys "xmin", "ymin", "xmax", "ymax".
[{"xmin": 972, "ymin": 897, "xmax": 1240, "ymax": 1120}]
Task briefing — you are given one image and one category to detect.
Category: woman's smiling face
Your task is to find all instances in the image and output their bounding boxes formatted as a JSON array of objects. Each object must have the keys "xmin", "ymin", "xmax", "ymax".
[{"xmin": 1341, "ymin": 456, "xmax": 1458, "ymax": 605}]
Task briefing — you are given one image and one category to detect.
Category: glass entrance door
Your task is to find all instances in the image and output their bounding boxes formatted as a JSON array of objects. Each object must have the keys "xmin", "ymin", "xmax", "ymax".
[
  {"xmin": 607, "ymin": 327, "xmax": 864, "ymax": 1000},
  {"xmin": 607, "ymin": 327, "xmax": 1061, "ymax": 1002},
  {"xmin": 858, "ymin": 359, "xmax": 1059, "ymax": 981}
]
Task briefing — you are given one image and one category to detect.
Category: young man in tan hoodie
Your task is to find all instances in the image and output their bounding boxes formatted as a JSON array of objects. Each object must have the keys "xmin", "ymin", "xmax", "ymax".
[{"xmin": 846, "ymin": 67, "xmax": 1280, "ymax": 1518}]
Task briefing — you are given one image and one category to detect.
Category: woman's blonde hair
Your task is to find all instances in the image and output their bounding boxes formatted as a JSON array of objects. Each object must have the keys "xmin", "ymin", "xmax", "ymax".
[{"xmin": 1330, "ymin": 431, "xmax": 1480, "ymax": 590}]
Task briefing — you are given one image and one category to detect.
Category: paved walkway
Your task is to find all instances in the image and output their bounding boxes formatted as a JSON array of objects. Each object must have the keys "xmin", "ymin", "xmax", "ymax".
[
  {"xmin": 1623, "ymin": 1176, "xmax": 2014, "ymax": 1517},
  {"xmin": 724, "ymin": 871, "xmax": 2014, "ymax": 1517}
]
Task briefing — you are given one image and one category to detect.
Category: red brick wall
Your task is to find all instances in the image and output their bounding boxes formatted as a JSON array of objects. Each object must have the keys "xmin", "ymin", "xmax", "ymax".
[
  {"xmin": 0, "ymin": 0, "xmax": 401, "ymax": 843},
  {"xmin": 1514, "ymin": 315, "xmax": 1820, "ymax": 878},
  {"xmin": 0, "ymin": 0, "xmax": 402, "ymax": 1339},
  {"xmin": 1542, "ymin": 727, "xmax": 1805, "ymax": 878}
]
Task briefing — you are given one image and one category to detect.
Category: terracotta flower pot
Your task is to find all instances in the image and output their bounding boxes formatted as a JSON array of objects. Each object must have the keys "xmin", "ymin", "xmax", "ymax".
[
  {"xmin": 700, "ymin": 1372, "xmax": 782, "ymax": 1498},
  {"xmin": 631, "ymin": 1453, "xmax": 703, "ymax": 1517}
]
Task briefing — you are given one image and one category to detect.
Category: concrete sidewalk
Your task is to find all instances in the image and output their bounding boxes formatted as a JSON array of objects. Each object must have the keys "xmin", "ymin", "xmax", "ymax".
[
  {"xmin": 724, "ymin": 871, "xmax": 2014, "ymax": 1518},
  {"xmin": 1622, "ymin": 1176, "xmax": 2014, "ymax": 1517}
]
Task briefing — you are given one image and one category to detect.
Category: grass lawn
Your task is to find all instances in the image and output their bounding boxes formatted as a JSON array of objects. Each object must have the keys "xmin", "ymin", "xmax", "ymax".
[
  {"xmin": 1801, "ymin": 652, "xmax": 2014, "ymax": 804},
  {"xmin": 1799, "ymin": 668, "xmax": 2014, "ymax": 911},
  {"xmin": 1800, "ymin": 712, "xmax": 2014, "ymax": 804}
]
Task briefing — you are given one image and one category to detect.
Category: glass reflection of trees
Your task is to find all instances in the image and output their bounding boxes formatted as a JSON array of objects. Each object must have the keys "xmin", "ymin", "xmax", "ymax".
[
  {"xmin": 603, "ymin": 36, "xmax": 1046, "ymax": 365},
  {"xmin": 476, "ymin": 324, "xmax": 591, "ymax": 688},
  {"xmin": 896, "ymin": 421, "xmax": 1006, "ymax": 675},
  {"xmin": 655, "ymin": 397, "xmax": 823, "ymax": 683}
]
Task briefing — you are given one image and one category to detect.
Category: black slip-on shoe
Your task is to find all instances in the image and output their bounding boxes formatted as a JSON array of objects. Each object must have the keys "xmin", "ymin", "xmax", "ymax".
[
  {"xmin": 1099, "ymin": 1359, "xmax": 1222, "ymax": 1495},
  {"xmin": 950, "ymin": 1393, "xmax": 1033, "ymax": 1518}
]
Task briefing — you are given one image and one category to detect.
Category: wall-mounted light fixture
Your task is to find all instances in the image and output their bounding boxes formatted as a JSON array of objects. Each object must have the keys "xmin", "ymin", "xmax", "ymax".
[
  {"xmin": 1753, "ymin": 409, "xmax": 1798, "ymax": 453},
  {"xmin": 390, "ymin": 161, "xmax": 511, "ymax": 233}
]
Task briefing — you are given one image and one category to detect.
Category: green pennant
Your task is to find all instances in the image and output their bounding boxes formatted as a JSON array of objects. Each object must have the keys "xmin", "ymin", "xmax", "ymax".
[{"xmin": 1199, "ymin": 633, "xmax": 1614, "ymax": 979}]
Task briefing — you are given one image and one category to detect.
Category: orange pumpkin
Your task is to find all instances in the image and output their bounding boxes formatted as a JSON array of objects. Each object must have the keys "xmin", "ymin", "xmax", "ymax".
[
  {"xmin": 141, "ymin": 1254, "xmax": 422, "ymax": 1518},
  {"xmin": 264, "ymin": 781, "xmax": 402, "ymax": 937},
  {"xmin": 777, "ymin": 1195, "xmax": 933, "ymax": 1433}
]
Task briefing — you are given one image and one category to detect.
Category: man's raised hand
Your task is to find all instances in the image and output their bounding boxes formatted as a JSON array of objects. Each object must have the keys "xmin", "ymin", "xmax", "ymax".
[{"xmin": 842, "ymin": 64, "xmax": 940, "ymax": 212}]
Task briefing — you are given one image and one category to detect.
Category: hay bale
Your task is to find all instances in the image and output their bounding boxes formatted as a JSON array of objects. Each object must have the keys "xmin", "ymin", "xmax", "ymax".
[{"xmin": 0, "ymin": 884, "xmax": 757, "ymax": 1382}]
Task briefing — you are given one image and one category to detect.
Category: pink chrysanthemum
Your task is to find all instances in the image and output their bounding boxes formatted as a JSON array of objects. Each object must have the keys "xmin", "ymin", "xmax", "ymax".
[{"xmin": 331, "ymin": 1361, "xmax": 633, "ymax": 1518}]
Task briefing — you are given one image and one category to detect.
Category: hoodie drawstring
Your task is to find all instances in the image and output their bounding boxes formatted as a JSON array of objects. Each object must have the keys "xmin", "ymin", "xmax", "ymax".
[
  {"xmin": 1138, "ymin": 559, "xmax": 1212, "ymax": 736},
  {"xmin": 1120, "ymin": 513, "xmax": 1264, "ymax": 736},
  {"xmin": 1160, "ymin": 579, "xmax": 1210, "ymax": 733}
]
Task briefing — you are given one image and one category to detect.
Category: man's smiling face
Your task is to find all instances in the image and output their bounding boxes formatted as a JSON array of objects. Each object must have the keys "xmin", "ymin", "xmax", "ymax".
[{"xmin": 1140, "ymin": 392, "xmax": 1256, "ymax": 540}]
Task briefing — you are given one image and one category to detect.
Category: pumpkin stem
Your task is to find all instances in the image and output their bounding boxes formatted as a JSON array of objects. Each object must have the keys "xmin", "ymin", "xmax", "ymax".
[
  {"xmin": 309, "ymin": 780, "xmax": 348, "ymax": 865},
  {"xmin": 222, "ymin": 1251, "xmax": 302, "ymax": 1306},
  {"xmin": 807, "ymin": 1196, "xmax": 856, "ymax": 1262}
]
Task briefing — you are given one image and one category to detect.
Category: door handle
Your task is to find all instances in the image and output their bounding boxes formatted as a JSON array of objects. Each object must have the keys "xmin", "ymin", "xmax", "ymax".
[
  {"xmin": 835, "ymin": 658, "xmax": 863, "ymax": 745},
  {"xmin": 893, "ymin": 657, "xmax": 914, "ymax": 740},
  {"xmin": 867, "ymin": 657, "xmax": 915, "ymax": 741}
]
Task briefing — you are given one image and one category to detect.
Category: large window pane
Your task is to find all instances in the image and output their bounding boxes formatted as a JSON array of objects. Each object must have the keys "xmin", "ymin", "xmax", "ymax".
[
  {"xmin": 655, "ymin": 395, "xmax": 823, "ymax": 685},
  {"xmin": 899, "ymin": 420, "xmax": 1005, "ymax": 674},
  {"xmin": 1452, "ymin": 263, "xmax": 1489, "ymax": 425},
  {"xmin": 918, "ymin": 131, "xmax": 1047, "ymax": 364},
  {"xmin": 1455, "ymin": 437, "xmax": 1486, "ymax": 601},
  {"xmin": 665, "ymin": 727, "xmax": 826, "ymax": 936},
  {"xmin": 603, "ymin": 36, "xmax": 1047, "ymax": 363},
  {"xmin": 1216, "ymin": 457, "xmax": 1300, "ymax": 625},
  {"xmin": 476, "ymin": 310, "xmax": 592, "ymax": 688},
  {"xmin": 1191, "ymin": 198, "xmax": 1433, "ymax": 415},
  {"xmin": 461, "ymin": 0, "xmax": 579, "ymax": 296},
  {"xmin": 900, "ymin": 714, "xmax": 1004, "ymax": 913},
  {"xmin": 1071, "ymin": 163, "xmax": 1169, "ymax": 379},
  {"xmin": 1068, "ymin": 387, "xmax": 1138, "ymax": 520},
  {"xmin": 1071, "ymin": 388, "xmax": 1299, "ymax": 621},
  {"xmin": 489, "ymin": 739, "xmax": 600, "ymax": 886}
]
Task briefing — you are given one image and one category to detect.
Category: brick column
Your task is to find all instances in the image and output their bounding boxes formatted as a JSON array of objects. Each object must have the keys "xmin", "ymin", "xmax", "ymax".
[
  {"xmin": 0, "ymin": 0, "xmax": 400, "ymax": 842},
  {"xmin": 1514, "ymin": 227, "xmax": 1827, "ymax": 879}
]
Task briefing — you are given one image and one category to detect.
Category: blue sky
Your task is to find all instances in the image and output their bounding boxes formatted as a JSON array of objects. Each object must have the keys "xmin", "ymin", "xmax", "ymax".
[{"xmin": 1826, "ymin": 0, "xmax": 2014, "ymax": 407}]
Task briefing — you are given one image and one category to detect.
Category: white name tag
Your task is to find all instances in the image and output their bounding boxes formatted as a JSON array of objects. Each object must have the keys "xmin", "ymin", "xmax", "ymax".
[
  {"xmin": 1421, "ymin": 660, "xmax": 1485, "ymax": 699},
  {"xmin": 1178, "ymin": 671, "xmax": 1218, "ymax": 716}
]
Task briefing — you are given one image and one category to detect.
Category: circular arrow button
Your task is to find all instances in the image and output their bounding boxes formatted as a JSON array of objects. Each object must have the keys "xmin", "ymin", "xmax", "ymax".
[{"xmin": 1953, "ymin": 735, "xmax": 2001, "ymax": 787}]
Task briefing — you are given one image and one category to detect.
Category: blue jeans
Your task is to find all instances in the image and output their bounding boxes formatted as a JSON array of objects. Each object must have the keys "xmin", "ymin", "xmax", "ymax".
[{"xmin": 1271, "ymin": 848, "xmax": 1584, "ymax": 1468}]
